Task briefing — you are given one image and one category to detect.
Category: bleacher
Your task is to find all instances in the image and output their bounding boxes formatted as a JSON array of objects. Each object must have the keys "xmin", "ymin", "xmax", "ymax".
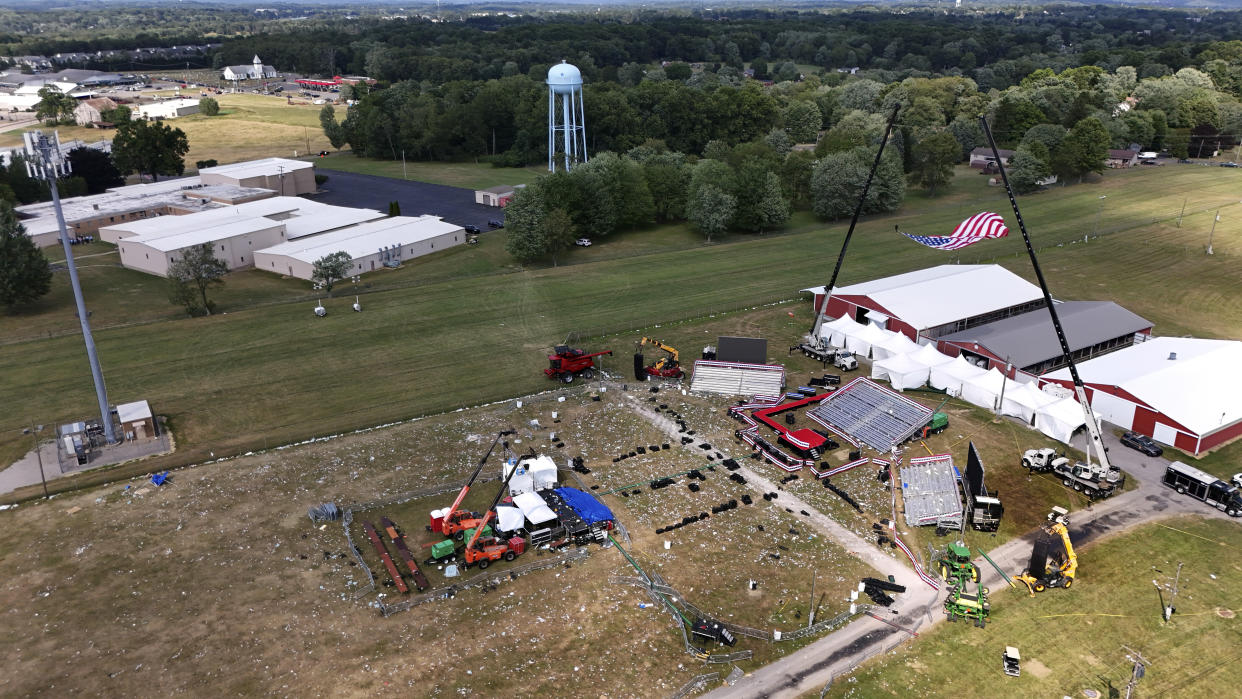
[{"xmin": 689, "ymin": 360, "xmax": 785, "ymax": 397}]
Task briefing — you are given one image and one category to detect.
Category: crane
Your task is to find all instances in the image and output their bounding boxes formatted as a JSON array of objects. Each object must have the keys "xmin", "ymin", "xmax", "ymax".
[
  {"xmin": 979, "ymin": 117, "xmax": 1118, "ymax": 485},
  {"xmin": 1015, "ymin": 507, "xmax": 1077, "ymax": 594},
  {"xmin": 462, "ymin": 457, "xmax": 528, "ymax": 569},
  {"xmin": 432, "ymin": 429, "xmax": 514, "ymax": 538},
  {"xmin": 635, "ymin": 337, "xmax": 684, "ymax": 380}
]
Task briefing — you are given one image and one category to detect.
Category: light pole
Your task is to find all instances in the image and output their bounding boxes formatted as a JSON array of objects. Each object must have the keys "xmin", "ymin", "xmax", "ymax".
[
  {"xmin": 23, "ymin": 130, "xmax": 117, "ymax": 444},
  {"xmin": 30, "ymin": 422, "xmax": 48, "ymax": 498},
  {"xmin": 1207, "ymin": 209, "xmax": 1220, "ymax": 255}
]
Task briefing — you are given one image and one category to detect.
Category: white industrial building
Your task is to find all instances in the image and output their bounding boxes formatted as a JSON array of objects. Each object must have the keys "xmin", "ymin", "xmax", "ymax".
[
  {"xmin": 199, "ymin": 158, "xmax": 316, "ymax": 196},
  {"xmin": 109, "ymin": 197, "xmax": 384, "ymax": 276},
  {"xmin": 134, "ymin": 98, "xmax": 200, "ymax": 120},
  {"xmin": 254, "ymin": 215, "xmax": 466, "ymax": 280}
]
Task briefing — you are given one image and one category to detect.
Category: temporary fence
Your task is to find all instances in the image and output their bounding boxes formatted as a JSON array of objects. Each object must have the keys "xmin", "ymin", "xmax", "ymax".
[
  {"xmin": 341, "ymin": 508, "xmax": 377, "ymax": 600},
  {"xmin": 815, "ymin": 593, "xmax": 941, "ymax": 697},
  {"xmin": 670, "ymin": 672, "xmax": 721, "ymax": 699}
]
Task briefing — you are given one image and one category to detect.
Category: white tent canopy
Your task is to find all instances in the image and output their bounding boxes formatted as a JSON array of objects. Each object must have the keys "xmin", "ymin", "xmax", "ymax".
[
  {"xmin": 821, "ymin": 314, "xmax": 864, "ymax": 347},
  {"xmin": 527, "ymin": 455, "xmax": 558, "ymax": 491},
  {"xmin": 871, "ymin": 331, "xmax": 922, "ymax": 361},
  {"xmin": 508, "ymin": 471, "xmax": 534, "ymax": 496},
  {"xmin": 494, "ymin": 505, "xmax": 526, "ymax": 532},
  {"xmin": 843, "ymin": 322, "xmax": 892, "ymax": 358},
  {"xmin": 960, "ymin": 368, "xmax": 1009, "ymax": 410},
  {"xmin": 871, "ymin": 352, "xmax": 931, "ymax": 391},
  {"xmin": 1000, "ymin": 382, "xmax": 1058, "ymax": 423},
  {"xmin": 910, "ymin": 343, "xmax": 955, "ymax": 369},
  {"xmin": 1035, "ymin": 397, "xmax": 1087, "ymax": 444},
  {"xmin": 929, "ymin": 355, "xmax": 988, "ymax": 396},
  {"xmin": 512, "ymin": 491, "xmax": 558, "ymax": 526}
]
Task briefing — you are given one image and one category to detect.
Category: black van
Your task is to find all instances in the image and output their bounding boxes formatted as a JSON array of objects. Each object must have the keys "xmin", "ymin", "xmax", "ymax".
[{"xmin": 1163, "ymin": 461, "xmax": 1242, "ymax": 516}]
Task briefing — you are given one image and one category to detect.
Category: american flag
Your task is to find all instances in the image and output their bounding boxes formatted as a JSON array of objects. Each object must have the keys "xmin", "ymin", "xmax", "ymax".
[{"xmin": 903, "ymin": 212, "xmax": 1010, "ymax": 250}]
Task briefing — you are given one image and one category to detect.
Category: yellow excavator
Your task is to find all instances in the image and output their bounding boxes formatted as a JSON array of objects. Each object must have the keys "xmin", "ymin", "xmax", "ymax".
[
  {"xmin": 1015, "ymin": 506, "xmax": 1077, "ymax": 595},
  {"xmin": 634, "ymin": 337, "xmax": 684, "ymax": 380}
]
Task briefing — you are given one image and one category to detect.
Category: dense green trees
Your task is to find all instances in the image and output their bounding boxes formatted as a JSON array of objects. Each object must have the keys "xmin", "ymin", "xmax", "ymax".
[
  {"xmin": 810, "ymin": 147, "xmax": 905, "ymax": 221},
  {"xmin": 0, "ymin": 202, "xmax": 53, "ymax": 312},
  {"xmin": 67, "ymin": 147, "xmax": 124, "ymax": 195},
  {"xmin": 909, "ymin": 131, "xmax": 960, "ymax": 196}
]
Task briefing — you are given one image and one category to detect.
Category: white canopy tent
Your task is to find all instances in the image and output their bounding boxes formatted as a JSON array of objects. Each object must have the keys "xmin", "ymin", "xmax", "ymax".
[
  {"xmin": 821, "ymin": 314, "xmax": 864, "ymax": 347},
  {"xmin": 871, "ymin": 352, "xmax": 932, "ymax": 391},
  {"xmin": 1034, "ymin": 397, "xmax": 1087, "ymax": 444},
  {"xmin": 1000, "ymin": 382, "xmax": 1058, "ymax": 424},
  {"xmin": 843, "ymin": 322, "xmax": 892, "ymax": 358},
  {"xmin": 508, "ymin": 471, "xmax": 535, "ymax": 496},
  {"xmin": 929, "ymin": 355, "xmax": 988, "ymax": 396},
  {"xmin": 494, "ymin": 505, "xmax": 526, "ymax": 533},
  {"xmin": 871, "ymin": 331, "xmax": 922, "ymax": 361},
  {"xmin": 527, "ymin": 455, "xmax": 558, "ymax": 491},
  {"xmin": 512, "ymin": 491, "xmax": 558, "ymax": 526},
  {"xmin": 960, "ymin": 368, "xmax": 1009, "ymax": 410},
  {"xmin": 910, "ymin": 343, "xmax": 955, "ymax": 370}
]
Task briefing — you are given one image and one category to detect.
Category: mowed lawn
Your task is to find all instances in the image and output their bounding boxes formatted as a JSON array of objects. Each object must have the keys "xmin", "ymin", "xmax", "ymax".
[
  {"xmin": 0, "ymin": 93, "xmax": 341, "ymax": 167},
  {"xmin": 828, "ymin": 517, "xmax": 1242, "ymax": 699},
  {"xmin": 2, "ymin": 164, "xmax": 1240, "ymax": 496}
]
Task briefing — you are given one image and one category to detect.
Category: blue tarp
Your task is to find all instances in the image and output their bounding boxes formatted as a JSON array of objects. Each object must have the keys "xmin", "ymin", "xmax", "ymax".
[
  {"xmin": 151, "ymin": 471, "xmax": 169, "ymax": 486},
  {"xmin": 554, "ymin": 487, "xmax": 614, "ymax": 525}
]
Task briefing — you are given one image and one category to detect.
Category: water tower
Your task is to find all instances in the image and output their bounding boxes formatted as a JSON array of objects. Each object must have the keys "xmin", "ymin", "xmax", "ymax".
[{"xmin": 547, "ymin": 60, "xmax": 588, "ymax": 172}]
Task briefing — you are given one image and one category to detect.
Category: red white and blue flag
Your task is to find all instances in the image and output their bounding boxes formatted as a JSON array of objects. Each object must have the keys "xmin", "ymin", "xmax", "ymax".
[{"xmin": 903, "ymin": 212, "xmax": 1009, "ymax": 250}]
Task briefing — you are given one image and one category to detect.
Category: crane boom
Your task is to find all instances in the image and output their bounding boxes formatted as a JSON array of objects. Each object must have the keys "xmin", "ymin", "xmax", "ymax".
[
  {"xmin": 446, "ymin": 429, "xmax": 514, "ymax": 522},
  {"xmin": 640, "ymin": 337, "xmax": 679, "ymax": 365},
  {"xmin": 808, "ymin": 104, "xmax": 901, "ymax": 344},
  {"xmin": 979, "ymin": 117, "xmax": 1114, "ymax": 478},
  {"xmin": 465, "ymin": 455, "xmax": 524, "ymax": 553}
]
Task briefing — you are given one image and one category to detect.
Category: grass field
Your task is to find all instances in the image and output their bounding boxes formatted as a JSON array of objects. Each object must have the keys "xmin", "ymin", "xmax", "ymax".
[
  {"xmin": 828, "ymin": 516, "xmax": 1242, "ymax": 698},
  {"xmin": 0, "ymin": 94, "xmax": 342, "ymax": 167},
  {"xmin": 2, "ymin": 164, "xmax": 1241, "ymax": 499}
]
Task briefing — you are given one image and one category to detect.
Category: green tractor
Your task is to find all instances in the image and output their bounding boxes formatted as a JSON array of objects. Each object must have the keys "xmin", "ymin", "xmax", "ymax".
[
  {"xmin": 935, "ymin": 541, "xmax": 980, "ymax": 585},
  {"xmin": 944, "ymin": 579, "xmax": 990, "ymax": 628}
]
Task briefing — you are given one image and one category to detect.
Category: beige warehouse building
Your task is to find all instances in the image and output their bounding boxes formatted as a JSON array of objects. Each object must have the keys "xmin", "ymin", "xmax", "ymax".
[
  {"xmin": 100, "ymin": 196, "xmax": 379, "ymax": 244},
  {"xmin": 118, "ymin": 217, "xmax": 287, "ymax": 277},
  {"xmin": 199, "ymin": 158, "xmax": 317, "ymax": 196},
  {"xmin": 254, "ymin": 215, "xmax": 465, "ymax": 280}
]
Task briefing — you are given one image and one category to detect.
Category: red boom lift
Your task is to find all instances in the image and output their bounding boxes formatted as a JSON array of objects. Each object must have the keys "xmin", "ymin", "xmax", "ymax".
[
  {"xmin": 463, "ymin": 463, "xmax": 528, "ymax": 569},
  {"xmin": 430, "ymin": 429, "xmax": 514, "ymax": 538}
]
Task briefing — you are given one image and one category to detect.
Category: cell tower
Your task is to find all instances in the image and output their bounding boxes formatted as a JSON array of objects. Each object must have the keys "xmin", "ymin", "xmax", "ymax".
[{"xmin": 547, "ymin": 60, "xmax": 587, "ymax": 172}]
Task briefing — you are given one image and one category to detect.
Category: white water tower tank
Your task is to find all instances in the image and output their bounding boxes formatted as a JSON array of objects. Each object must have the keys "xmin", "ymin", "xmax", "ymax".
[{"xmin": 546, "ymin": 60, "xmax": 588, "ymax": 173}]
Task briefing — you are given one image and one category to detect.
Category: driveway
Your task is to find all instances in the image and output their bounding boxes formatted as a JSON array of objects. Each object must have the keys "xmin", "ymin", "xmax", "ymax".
[{"xmin": 307, "ymin": 169, "xmax": 501, "ymax": 232}]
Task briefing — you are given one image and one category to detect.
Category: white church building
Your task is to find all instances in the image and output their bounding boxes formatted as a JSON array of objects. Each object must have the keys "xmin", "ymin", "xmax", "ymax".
[{"xmin": 223, "ymin": 55, "xmax": 279, "ymax": 81}]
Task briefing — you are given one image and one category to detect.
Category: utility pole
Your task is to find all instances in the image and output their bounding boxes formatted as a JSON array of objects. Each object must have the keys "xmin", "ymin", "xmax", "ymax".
[
  {"xmin": 1122, "ymin": 646, "xmax": 1149, "ymax": 699},
  {"xmin": 1166, "ymin": 561, "xmax": 1183, "ymax": 622},
  {"xmin": 23, "ymin": 131, "xmax": 117, "ymax": 445},
  {"xmin": 1177, "ymin": 197, "xmax": 1186, "ymax": 228},
  {"xmin": 1207, "ymin": 209, "xmax": 1219, "ymax": 255},
  {"xmin": 1093, "ymin": 195, "xmax": 1106, "ymax": 236},
  {"xmin": 402, "ymin": 150, "xmax": 407, "ymax": 180}
]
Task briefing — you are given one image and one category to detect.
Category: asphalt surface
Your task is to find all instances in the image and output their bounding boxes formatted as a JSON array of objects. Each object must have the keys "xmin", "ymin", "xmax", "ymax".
[
  {"xmin": 693, "ymin": 424, "xmax": 1235, "ymax": 698},
  {"xmin": 307, "ymin": 168, "xmax": 502, "ymax": 231}
]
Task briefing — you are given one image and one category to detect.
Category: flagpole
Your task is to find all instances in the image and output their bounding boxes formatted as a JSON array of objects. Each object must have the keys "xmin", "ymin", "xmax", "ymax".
[{"xmin": 809, "ymin": 103, "xmax": 901, "ymax": 344}]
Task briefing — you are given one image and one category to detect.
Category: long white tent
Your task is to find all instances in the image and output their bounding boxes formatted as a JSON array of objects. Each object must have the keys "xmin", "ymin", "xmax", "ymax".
[
  {"xmin": 843, "ymin": 322, "xmax": 892, "ymax": 358},
  {"xmin": 871, "ymin": 352, "xmax": 932, "ymax": 391},
  {"xmin": 871, "ymin": 330, "xmax": 922, "ymax": 361},
  {"xmin": 960, "ymin": 368, "xmax": 1009, "ymax": 411},
  {"xmin": 1034, "ymin": 397, "xmax": 1087, "ymax": 443},
  {"xmin": 1000, "ymin": 382, "xmax": 1058, "ymax": 424},
  {"xmin": 930, "ymin": 355, "xmax": 988, "ymax": 396}
]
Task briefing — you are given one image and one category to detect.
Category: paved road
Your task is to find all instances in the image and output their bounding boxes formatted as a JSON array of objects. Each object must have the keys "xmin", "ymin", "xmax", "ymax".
[
  {"xmin": 308, "ymin": 168, "xmax": 501, "ymax": 231},
  {"xmin": 699, "ymin": 427, "xmax": 1233, "ymax": 698}
]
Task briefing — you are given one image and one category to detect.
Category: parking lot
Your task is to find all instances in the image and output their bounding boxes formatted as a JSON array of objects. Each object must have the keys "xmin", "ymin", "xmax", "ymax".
[{"xmin": 308, "ymin": 167, "xmax": 502, "ymax": 231}]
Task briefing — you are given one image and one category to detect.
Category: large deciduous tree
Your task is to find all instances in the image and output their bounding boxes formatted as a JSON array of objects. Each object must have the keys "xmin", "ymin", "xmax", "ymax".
[
  {"xmin": 199, "ymin": 97, "xmax": 220, "ymax": 116},
  {"xmin": 113, "ymin": 120, "xmax": 189, "ymax": 183},
  {"xmin": 503, "ymin": 187, "xmax": 549, "ymax": 264},
  {"xmin": 319, "ymin": 104, "xmax": 346, "ymax": 150},
  {"xmin": 685, "ymin": 184, "xmax": 735, "ymax": 243},
  {"xmin": 311, "ymin": 251, "xmax": 353, "ymax": 293},
  {"xmin": 810, "ymin": 146, "xmax": 905, "ymax": 220},
  {"xmin": 1009, "ymin": 150, "xmax": 1053, "ymax": 194},
  {"xmin": 167, "ymin": 243, "xmax": 228, "ymax": 316},
  {"xmin": 35, "ymin": 86, "xmax": 75, "ymax": 125},
  {"xmin": 0, "ymin": 202, "xmax": 53, "ymax": 311},
  {"xmin": 1052, "ymin": 117, "xmax": 1109, "ymax": 183},
  {"xmin": 67, "ymin": 147, "xmax": 124, "ymax": 194},
  {"xmin": 782, "ymin": 100, "xmax": 823, "ymax": 143},
  {"xmin": 542, "ymin": 208, "xmax": 577, "ymax": 266},
  {"xmin": 909, "ymin": 131, "xmax": 960, "ymax": 196}
]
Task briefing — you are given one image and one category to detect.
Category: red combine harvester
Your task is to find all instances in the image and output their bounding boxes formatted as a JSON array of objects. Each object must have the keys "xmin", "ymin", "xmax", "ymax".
[
  {"xmin": 544, "ymin": 345, "xmax": 612, "ymax": 383},
  {"xmin": 429, "ymin": 429, "xmax": 514, "ymax": 538}
]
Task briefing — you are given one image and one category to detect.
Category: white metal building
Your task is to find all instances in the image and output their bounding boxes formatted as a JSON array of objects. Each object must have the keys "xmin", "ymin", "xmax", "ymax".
[
  {"xmin": 118, "ymin": 217, "xmax": 287, "ymax": 276},
  {"xmin": 134, "ymin": 98, "xmax": 200, "ymax": 120},
  {"xmin": 253, "ymin": 215, "xmax": 466, "ymax": 280},
  {"xmin": 199, "ymin": 158, "xmax": 316, "ymax": 196},
  {"xmin": 100, "ymin": 196, "xmax": 379, "ymax": 244}
]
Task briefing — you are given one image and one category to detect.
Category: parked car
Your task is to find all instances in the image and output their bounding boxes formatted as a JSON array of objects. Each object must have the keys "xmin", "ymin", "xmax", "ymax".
[
  {"xmin": 575, "ymin": 238, "xmax": 592, "ymax": 247},
  {"xmin": 1177, "ymin": 158, "xmax": 1192, "ymax": 164},
  {"xmin": 318, "ymin": 150, "xmax": 330, "ymax": 157},
  {"xmin": 487, "ymin": 219, "xmax": 504, "ymax": 229},
  {"xmin": 1120, "ymin": 431, "xmax": 1163, "ymax": 457},
  {"xmin": 463, "ymin": 224, "xmax": 481, "ymax": 234},
  {"xmin": 1221, "ymin": 162, "xmax": 1239, "ymax": 168}
]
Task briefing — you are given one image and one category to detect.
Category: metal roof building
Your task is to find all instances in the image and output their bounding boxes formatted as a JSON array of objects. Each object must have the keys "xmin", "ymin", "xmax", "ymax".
[
  {"xmin": 807, "ymin": 265, "xmax": 1046, "ymax": 343},
  {"xmin": 1042, "ymin": 337, "xmax": 1242, "ymax": 455},
  {"xmin": 253, "ymin": 215, "xmax": 466, "ymax": 281},
  {"xmin": 937, "ymin": 301, "xmax": 1152, "ymax": 378}
]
